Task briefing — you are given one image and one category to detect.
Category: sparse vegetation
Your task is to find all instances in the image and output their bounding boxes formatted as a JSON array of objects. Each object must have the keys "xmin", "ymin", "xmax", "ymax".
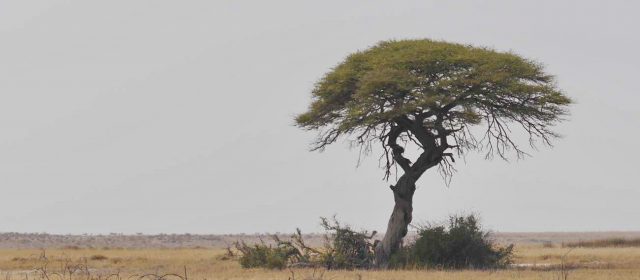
[
  {"xmin": 563, "ymin": 238, "xmax": 640, "ymax": 248},
  {"xmin": 317, "ymin": 217, "xmax": 376, "ymax": 270},
  {"xmin": 234, "ymin": 217, "xmax": 375, "ymax": 270},
  {"xmin": 2, "ymin": 244, "xmax": 640, "ymax": 280},
  {"xmin": 1, "ymin": 232, "xmax": 640, "ymax": 279}
]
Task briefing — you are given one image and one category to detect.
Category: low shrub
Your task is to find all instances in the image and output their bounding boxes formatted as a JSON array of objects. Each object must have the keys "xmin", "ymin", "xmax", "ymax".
[
  {"xmin": 234, "ymin": 217, "xmax": 374, "ymax": 269},
  {"xmin": 235, "ymin": 241, "xmax": 294, "ymax": 269},
  {"xmin": 235, "ymin": 228, "xmax": 318, "ymax": 269},
  {"xmin": 318, "ymin": 217, "xmax": 376, "ymax": 269},
  {"xmin": 390, "ymin": 214, "xmax": 513, "ymax": 269}
]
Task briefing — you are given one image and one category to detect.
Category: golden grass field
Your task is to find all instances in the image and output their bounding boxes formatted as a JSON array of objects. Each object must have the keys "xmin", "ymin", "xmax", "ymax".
[{"xmin": 1, "ymin": 245, "xmax": 640, "ymax": 280}]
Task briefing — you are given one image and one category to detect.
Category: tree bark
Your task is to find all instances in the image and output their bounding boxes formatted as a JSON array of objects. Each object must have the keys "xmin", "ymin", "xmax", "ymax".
[
  {"xmin": 374, "ymin": 173, "xmax": 416, "ymax": 268},
  {"xmin": 374, "ymin": 118, "xmax": 444, "ymax": 268}
]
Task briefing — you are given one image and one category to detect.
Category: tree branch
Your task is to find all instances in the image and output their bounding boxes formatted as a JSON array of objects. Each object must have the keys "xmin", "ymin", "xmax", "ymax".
[{"xmin": 387, "ymin": 124, "xmax": 412, "ymax": 173}]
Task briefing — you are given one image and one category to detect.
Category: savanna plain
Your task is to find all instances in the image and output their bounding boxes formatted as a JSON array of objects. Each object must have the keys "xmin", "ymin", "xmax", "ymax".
[{"xmin": 2, "ymin": 233, "xmax": 640, "ymax": 280}]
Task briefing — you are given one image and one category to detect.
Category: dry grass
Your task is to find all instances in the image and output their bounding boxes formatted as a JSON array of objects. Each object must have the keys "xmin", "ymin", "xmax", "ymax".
[{"xmin": 1, "ymin": 245, "xmax": 640, "ymax": 280}]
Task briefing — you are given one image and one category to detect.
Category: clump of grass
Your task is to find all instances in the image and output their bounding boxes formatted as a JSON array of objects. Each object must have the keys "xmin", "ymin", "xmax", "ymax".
[
  {"xmin": 89, "ymin": 254, "xmax": 109, "ymax": 261},
  {"xmin": 564, "ymin": 238, "xmax": 640, "ymax": 248},
  {"xmin": 542, "ymin": 241, "xmax": 555, "ymax": 248},
  {"xmin": 389, "ymin": 214, "xmax": 513, "ymax": 269}
]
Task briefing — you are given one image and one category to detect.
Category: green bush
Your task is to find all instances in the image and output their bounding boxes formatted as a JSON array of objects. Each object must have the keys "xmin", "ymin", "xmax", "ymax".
[
  {"xmin": 235, "ymin": 241, "xmax": 297, "ymax": 269},
  {"xmin": 390, "ymin": 214, "xmax": 513, "ymax": 269}
]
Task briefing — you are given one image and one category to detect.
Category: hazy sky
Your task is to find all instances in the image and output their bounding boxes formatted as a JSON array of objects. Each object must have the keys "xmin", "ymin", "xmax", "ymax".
[{"xmin": 1, "ymin": 1, "xmax": 639, "ymax": 234}]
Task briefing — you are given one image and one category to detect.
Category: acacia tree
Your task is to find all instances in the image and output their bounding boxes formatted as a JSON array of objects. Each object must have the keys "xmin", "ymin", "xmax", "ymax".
[{"xmin": 295, "ymin": 39, "xmax": 571, "ymax": 267}]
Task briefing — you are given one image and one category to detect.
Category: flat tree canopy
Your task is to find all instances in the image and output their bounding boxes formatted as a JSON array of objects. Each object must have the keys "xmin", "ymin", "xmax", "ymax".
[
  {"xmin": 295, "ymin": 39, "xmax": 571, "ymax": 266},
  {"xmin": 297, "ymin": 39, "xmax": 570, "ymax": 178}
]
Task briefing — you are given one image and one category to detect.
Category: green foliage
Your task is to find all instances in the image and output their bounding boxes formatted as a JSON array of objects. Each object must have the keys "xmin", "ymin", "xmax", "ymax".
[
  {"xmin": 296, "ymin": 39, "xmax": 572, "ymax": 166},
  {"xmin": 318, "ymin": 217, "xmax": 376, "ymax": 269},
  {"xmin": 297, "ymin": 39, "xmax": 569, "ymax": 131},
  {"xmin": 389, "ymin": 214, "xmax": 513, "ymax": 269}
]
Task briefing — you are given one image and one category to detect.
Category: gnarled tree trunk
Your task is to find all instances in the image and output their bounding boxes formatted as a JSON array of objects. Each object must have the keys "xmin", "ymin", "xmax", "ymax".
[
  {"xmin": 374, "ymin": 145, "xmax": 442, "ymax": 268},
  {"xmin": 374, "ymin": 174, "xmax": 416, "ymax": 268},
  {"xmin": 373, "ymin": 117, "xmax": 446, "ymax": 268}
]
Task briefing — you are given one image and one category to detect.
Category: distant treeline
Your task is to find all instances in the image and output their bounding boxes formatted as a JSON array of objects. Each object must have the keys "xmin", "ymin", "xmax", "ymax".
[{"xmin": 2, "ymin": 232, "xmax": 640, "ymax": 249}]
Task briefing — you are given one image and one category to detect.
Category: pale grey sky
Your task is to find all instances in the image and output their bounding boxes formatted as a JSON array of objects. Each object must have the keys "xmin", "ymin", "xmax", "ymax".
[{"xmin": 1, "ymin": 0, "xmax": 638, "ymax": 234}]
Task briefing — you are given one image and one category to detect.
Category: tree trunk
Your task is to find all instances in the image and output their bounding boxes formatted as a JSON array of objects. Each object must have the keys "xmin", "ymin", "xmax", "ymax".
[{"xmin": 374, "ymin": 174, "xmax": 416, "ymax": 268}]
